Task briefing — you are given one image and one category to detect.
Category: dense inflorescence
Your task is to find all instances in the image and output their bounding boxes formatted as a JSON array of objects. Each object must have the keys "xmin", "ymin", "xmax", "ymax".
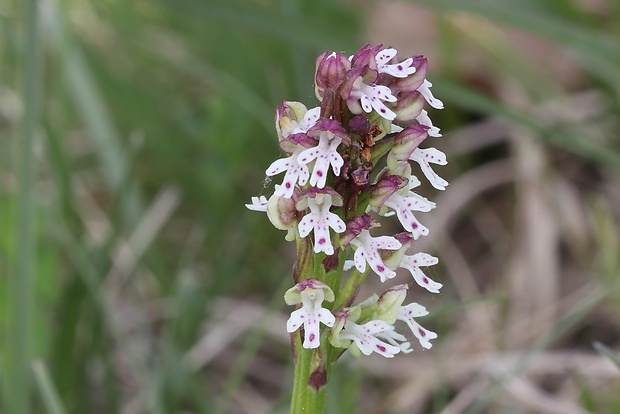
[{"xmin": 247, "ymin": 44, "xmax": 447, "ymax": 358}]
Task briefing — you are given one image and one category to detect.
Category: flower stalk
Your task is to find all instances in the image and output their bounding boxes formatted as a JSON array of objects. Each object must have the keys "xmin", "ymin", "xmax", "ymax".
[{"xmin": 247, "ymin": 44, "xmax": 448, "ymax": 413}]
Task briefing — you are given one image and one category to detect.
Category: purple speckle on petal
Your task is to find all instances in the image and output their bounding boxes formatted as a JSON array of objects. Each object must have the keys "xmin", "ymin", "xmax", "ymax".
[
  {"xmin": 376, "ymin": 344, "xmax": 386, "ymax": 352},
  {"xmin": 412, "ymin": 223, "xmax": 418, "ymax": 229},
  {"xmin": 377, "ymin": 265, "xmax": 385, "ymax": 272},
  {"xmin": 309, "ymin": 333, "xmax": 316, "ymax": 342},
  {"xmin": 423, "ymin": 277, "xmax": 429, "ymax": 284},
  {"xmin": 419, "ymin": 329, "xmax": 426, "ymax": 337},
  {"xmin": 318, "ymin": 238, "xmax": 326, "ymax": 245}
]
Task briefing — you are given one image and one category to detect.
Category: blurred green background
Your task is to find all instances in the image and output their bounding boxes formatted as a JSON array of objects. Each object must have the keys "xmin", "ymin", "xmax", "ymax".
[{"xmin": 2, "ymin": 0, "xmax": 620, "ymax": 413}]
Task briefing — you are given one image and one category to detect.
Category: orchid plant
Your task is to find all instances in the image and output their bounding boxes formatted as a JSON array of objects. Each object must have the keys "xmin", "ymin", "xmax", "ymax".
[{"xmin": 246, "ymin": 44, "xmax": 447, "ymax": 414}]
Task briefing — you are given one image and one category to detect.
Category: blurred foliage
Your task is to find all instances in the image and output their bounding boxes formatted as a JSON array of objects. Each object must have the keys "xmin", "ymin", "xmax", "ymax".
[{"xmin": 2, "ymin": 0, "xmax": 620, "ymax": 413}]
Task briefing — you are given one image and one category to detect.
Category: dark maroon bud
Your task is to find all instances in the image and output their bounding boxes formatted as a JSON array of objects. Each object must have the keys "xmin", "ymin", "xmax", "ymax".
[
  {"xmin": 322, "ymin": 249, "xmax": 340, "ymax": 273},
  {"xmin": 349, "ymin": 115, "xmax": 371, "ymax": 136}
]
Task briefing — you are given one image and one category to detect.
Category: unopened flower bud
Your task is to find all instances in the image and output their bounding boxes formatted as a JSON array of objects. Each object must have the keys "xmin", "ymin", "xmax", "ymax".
[
  {"xmin": 376, "ymin": 284, "xmax": 408, "ymax": 324},
  {"xmin": 387, "ymin": 125, "xmax": 428, "ymax": 175},
  {"xmin": 315, "ymin": 52, "xmax": 351, "ymax": 101},
  {"xmin": 392, "ymin": 91, "xmax": 426, "ymax": 123}
]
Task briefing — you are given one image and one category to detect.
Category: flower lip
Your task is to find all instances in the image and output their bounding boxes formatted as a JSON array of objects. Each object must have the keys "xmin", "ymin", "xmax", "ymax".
[
  {"xmin": 409, "ymin": 147, "xmax": 449, "ymax": 190},
  {"xmin": 340, "ymin": 319, "xmax": 402, "ymax": 358},
  {"xmin": 350, "ymin": 230, "xmax": 402, "ymax": 282},
  {"xmin": 296, "ymin": 191, "xmax": 347, "ymax": 255},
  {"xmin": 375, "ymin": 48, "xmax": 417, "ymax": 78},
  {"xmin": 245, "ymin": 195, "xmax": 268, "ymax": 212},
  {"xmin": 342, "ymin": 71, "xmax": 397, "ymax": 121},
  {"xmin": 265, "ymin": 148, "xmax": 310, "ymax": 198},
  {"xmin": 397, "ymin": 303, "xmax": 438, "ymax": 349}
]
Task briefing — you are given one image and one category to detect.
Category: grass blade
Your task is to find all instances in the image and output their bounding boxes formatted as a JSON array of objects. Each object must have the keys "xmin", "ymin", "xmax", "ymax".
[
  {"xmin": 5, "ymin": 0, "xmax": 42, "ymax": 413},
  {"xmin": 593, "ymin": 341, "xmax": 620, "ymax": 370},
  {"xmin": 32, "ymin": 360, "xmax": 68, "ymax": 414}
]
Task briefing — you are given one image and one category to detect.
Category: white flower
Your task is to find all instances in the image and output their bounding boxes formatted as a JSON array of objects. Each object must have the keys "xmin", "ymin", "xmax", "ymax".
[
  {"xmin": 399, "ymin": 253, "xmax": 442, "ymax": 293},
  {"xmin": 297, "ymin": 133, "xmax": 344, "ymax": 189},
  {"xmin": 417, "ymin": 79, "xmax": 444, "ymax": 109},
  {"xmin": 298, "ymin": 194, "xmax": 346, "ymax": 255},
  {"xmin": 290, "ymin": 107, "xmax": 321, "ymax": 135},
  {"xmin": 340, "ymin": 320, "xmax": 402, "ymax": 358},
  {"xmin": 279, "ymin": 106, "xmax": 321, "ymax": 139},
  {"xmin": 397, "ymin": 303, "xmax": 437, "ymax": 349},
  {"xmin": 350, "ymin": 230, "xmax": 402, "ymax": 282},
  {"xmin": 245, "ymin": 195, "xmax": 268, "ymax": 212},
  {"xmin": 375, "ymin": 329, "xmax": 412, "ymax": 354},
  {"xmin": 416, "ymin": 109, "xmax": 442, "ymax": 137},
  {"xmin": 349, "ymin": 77, "xmax": 397, "ymax": 121},
  {"xmin": 266, "ymin": 147, "xmax": 310, "ymax": 198},
  {"xmin": 409, "ymin": 147, "xmax": 449, "ymax": 190},
  {"xmin": 383, "ymin": 176, "xmax": 435, "ymax": 239},
  {"xmin": 286, "ymin": 281, "xmax": 336, "ymax": 349},
  {"xmin": 375, "ymin": 48, "xmax": 417, "ymax": 78}
]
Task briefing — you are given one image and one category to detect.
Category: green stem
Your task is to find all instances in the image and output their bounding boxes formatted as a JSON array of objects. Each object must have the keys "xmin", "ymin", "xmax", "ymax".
[
  {"xmin": 290, "ymin": 236, "xmax": 330, "ymax": 414},
  {"xmin": 290, "ymin": 335, "xmax": 331, "ymax": 414},
  {"xmin": 333, "ymin": 270, "xmax": 367, "ymax": 310}
]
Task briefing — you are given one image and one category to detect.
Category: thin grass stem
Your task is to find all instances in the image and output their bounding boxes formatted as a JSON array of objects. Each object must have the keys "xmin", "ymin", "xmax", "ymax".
[
  {"xmin": 5, "ymin": 1, "xmax": 42, "ymax": 413},
  {"xmin": 32, "ymin": 360, "xmax": 68, "ymax": 414}
]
